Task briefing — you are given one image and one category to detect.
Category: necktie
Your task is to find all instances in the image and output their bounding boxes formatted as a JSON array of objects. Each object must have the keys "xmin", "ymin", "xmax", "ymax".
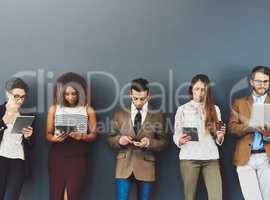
[{"xmin": 134, "ymin": 109, "xmax": 142, "ymax": 134}]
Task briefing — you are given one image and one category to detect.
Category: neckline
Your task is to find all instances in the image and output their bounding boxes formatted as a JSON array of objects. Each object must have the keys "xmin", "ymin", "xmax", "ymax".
[{"xmin": 191, "ymin": 100, "xmax": 204, "ymax": 106}]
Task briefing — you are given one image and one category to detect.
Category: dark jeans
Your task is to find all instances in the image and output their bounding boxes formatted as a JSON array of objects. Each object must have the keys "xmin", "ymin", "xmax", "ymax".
[
  {"xmin": 0, "ymin": 156, "xmax": 25, "ymax": 200},
  {"xmin": 115, "ymin": 176, "xmax": 153, "ymax": 200}
]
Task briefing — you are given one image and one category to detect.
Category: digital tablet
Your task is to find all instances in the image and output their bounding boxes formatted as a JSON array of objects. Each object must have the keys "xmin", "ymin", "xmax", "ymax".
[
  {"xmin": 249, "ymin": 104, "xmax": 270, "ymax": 127},
  {"xmin": 182, "ymin": 127, "xmax": 199, "ymax": 141},
  {"xmin": 55, "ymin": 125, "xmax": 76, "ymax": 135},
  {"xmin": 11, "ymin": 116, "xmax": 35, "ymax": 134}
]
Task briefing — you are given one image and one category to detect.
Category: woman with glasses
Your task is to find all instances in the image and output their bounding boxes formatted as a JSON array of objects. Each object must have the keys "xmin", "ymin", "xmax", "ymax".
[
  {"xmin": 0, "ymin": 77, "xmax": 35, "ymax": 200},
  {"xmin": 46, "ymin": 72, "xmax": 97, "ymax": 200},
  {"xmin": 173, "ymin": 74, "xmax": 226, "ymax": 200}
]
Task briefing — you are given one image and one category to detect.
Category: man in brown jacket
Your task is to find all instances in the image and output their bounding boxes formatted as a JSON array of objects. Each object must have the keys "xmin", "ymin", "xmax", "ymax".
[
  {"xmin": 108, "ymin": 78, "xmax": 166, "ymax": 200},
  {"xmin": 228, "ymin": 66, "xmax": 270, "ymax": 200}
]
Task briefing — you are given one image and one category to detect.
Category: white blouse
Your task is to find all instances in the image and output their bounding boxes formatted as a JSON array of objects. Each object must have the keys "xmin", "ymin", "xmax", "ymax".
[
  {"xmin": 0, "ymin": 117, "xmax": 25, "ymax": 160},
  {"xmin": 55, "ymin": 105, "xmax": 88, "ymax": 134},
  {"xmin": 173, "ymin": 100, "xmax": 223, "ymax": 160}
]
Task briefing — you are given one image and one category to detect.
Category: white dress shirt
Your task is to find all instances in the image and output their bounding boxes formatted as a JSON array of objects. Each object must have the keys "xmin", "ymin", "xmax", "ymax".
[{"xmin": 131, "ymin": 102, "xmax": 148, "ymax": 126}]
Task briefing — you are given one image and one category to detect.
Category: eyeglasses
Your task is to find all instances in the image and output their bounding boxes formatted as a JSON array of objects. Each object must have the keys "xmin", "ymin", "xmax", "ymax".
[
  {"xmin": 253, "ymin": 79, "xmax": 270, "ymax": 85},
  {"xmin": 10, "ymin": 93, "xmax": 27, "ymax": 101}
]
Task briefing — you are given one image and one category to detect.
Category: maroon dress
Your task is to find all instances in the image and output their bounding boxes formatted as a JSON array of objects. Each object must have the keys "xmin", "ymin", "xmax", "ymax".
[
  {"xmin": 48, "ymin": 105, "xmax": 89, "ymax": 200},
  {"xmin": 48, "ymin": 139, "xmax": 89, "ymax": 200}
]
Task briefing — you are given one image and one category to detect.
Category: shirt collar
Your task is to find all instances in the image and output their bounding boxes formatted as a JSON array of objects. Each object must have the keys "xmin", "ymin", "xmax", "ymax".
[
  {"xmin": 252, "ymin": 93, "xmax": 267, "ymax": 103},
  {"xmin": 131, "ymin": 101, "xmax": 148, "ymax": 113},
  {"xmin": 191, "ymin": 99, "xmax": 204, "ymax": 107}
]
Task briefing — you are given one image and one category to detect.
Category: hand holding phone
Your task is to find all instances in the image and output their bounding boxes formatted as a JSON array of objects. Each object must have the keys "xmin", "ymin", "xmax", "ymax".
[{"xmin": 119, "ymin": 136, "xmax": 133, "ymax": 146}]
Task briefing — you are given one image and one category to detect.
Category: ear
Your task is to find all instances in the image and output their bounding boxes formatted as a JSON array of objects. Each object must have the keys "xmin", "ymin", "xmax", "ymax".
[
  {"xmin": 249, "ymin": 79, "xmax": 253, "ymax": 87},
  {"xmin": 6, "ymin": 91, "xmax": 10, "ymax": 100}
]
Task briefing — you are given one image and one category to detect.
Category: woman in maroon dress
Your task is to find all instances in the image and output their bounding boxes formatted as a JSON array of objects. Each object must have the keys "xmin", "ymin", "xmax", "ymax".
[{"xmin": 46, "ymin": 72, "xmax": 97, "ymax": 200}]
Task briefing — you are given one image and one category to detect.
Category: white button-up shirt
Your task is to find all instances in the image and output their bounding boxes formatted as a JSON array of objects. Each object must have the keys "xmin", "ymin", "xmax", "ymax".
[{"xmin": 131, "ymin": 102, "xmax": 148, "ymax": 126}]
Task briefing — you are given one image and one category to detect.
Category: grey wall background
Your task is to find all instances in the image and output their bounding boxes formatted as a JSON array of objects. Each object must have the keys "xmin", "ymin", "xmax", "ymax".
[{"xmin": 0, "ymin": 0, "xmax": 270, "ymax": 199}]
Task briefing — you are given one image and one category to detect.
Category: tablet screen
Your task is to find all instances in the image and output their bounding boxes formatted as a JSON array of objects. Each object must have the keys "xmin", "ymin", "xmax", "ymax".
[
  {"xmin": 11, "ymin": 116, "xmax": 35, "ymax": 134},
  {"xmin": 182, "ymin": 127, "xmax": 199, "ymax": 141}
]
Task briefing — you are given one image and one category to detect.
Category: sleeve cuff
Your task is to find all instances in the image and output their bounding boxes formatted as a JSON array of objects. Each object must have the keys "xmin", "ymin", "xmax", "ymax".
[
  {"xmin": 215, "ymin": 137, "xmax": 224, "ymax": 146},
  {"xmin": 173, "ymin": 134, "xmax": 182, "ymax": 148}
]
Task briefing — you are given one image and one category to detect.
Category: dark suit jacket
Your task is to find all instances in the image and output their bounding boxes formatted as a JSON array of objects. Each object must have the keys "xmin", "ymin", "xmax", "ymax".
[
  {"xmin": 0, "ymin": 102, "xmax": 36, "ymax": 177},
  {"xmin": 108, "ymin": 104, "xmax": 166, "ymax": 182},
  {"xmin": 228, "ymin": 95, "xmax": 270, "ymax": 166}
]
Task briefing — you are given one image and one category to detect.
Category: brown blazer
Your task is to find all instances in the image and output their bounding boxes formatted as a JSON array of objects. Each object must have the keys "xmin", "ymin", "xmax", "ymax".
[
  {"xmin": 228, "ymin": 95, "xmax": 270, "ymax": 166},
  {"xmin": 107, "ymin": 105, "xmax": 166, "ymax": 182}
]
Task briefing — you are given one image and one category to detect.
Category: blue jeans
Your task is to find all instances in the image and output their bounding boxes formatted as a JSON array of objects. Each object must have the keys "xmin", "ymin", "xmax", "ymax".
[
  {"xmin": 115, "ymin": 177, "xmax": 153, "ymax": 200},
  {"xmin": 0, "ymin": 156, "xmax": 25, "ymax": 200}
]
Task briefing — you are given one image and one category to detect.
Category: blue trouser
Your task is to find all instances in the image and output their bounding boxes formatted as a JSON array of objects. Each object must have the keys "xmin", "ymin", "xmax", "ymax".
[
  {"xmin": 115, "ymin": 177, "xmax": 153, "ymax": 200},
  {"xmin": 0, "ymin": 156, "xmax": 25, "ymax": 200}
]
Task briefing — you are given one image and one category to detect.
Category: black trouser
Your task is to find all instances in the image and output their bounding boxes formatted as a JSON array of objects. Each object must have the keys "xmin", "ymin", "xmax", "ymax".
[{"xmin": 0, "ymin": 156, "xmax": 25, "ymax": 200}]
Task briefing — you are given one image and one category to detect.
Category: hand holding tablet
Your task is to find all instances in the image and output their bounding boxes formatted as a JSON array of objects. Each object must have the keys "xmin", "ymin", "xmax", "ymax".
[
  {"xmin": 182, "ymin": 127, "xmax": 199, "ymax": 141},
  {"xmin": 55, "ymin": 125, "xmax": 76, "ymax": 135},
  {"xmin": 11, "ymin": 116, "xmax": 35, "ymax": 134}
]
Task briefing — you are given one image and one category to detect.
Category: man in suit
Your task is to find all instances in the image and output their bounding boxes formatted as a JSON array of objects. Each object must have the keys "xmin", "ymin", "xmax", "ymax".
[
  {"xmin": 108, "ymin": 78, "xmax": 166, "ymax": 200},
  {"xmin": 228, "ymin": 66, "xmax": 270, "ymax": 200}
]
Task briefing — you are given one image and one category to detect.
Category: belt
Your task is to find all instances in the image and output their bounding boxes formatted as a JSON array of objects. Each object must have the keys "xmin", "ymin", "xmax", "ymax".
[{"xmin": 251, "ymin": 149, "xmax": 265, "ymax": 154}]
